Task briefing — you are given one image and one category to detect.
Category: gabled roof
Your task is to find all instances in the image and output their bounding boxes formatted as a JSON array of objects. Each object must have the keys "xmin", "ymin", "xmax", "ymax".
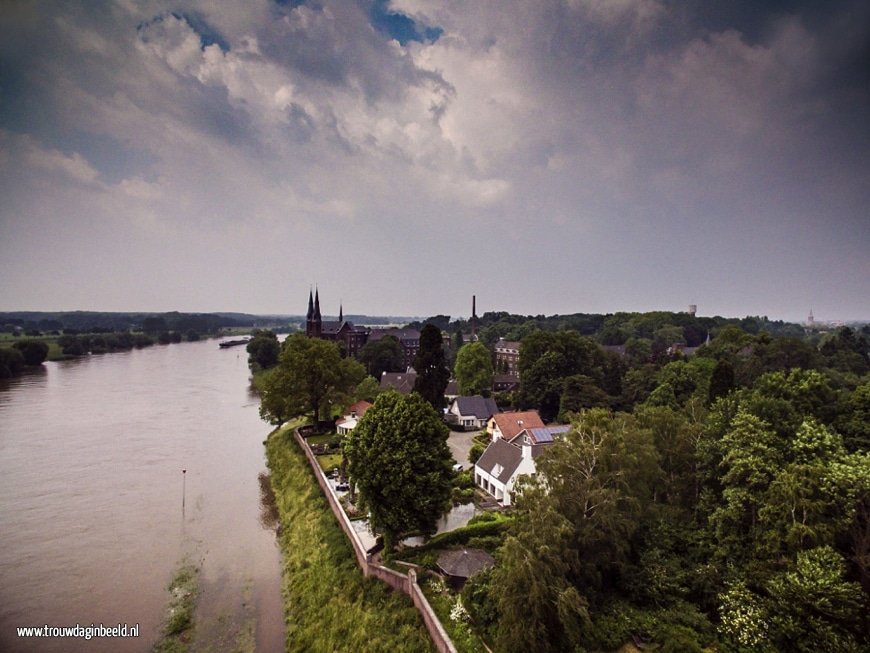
[
  {"xmin": 475, "ymin": 439, "xmax": 523, "ymax": 484},
  {"xmin": 379, "ymin": 372, "xmax": 417, "ymax": 394},
  {"xmin": 494, "ymin": 339, "xmax": 521, "ymax": 351},
  {"xmin": 452, "ymin": 396, "xmax": 499, "ymax": 420},
  {"xmin": 490, "ymin": 411, "xmax": 545, "ymax": 441},
  {"xmin": 445, "ymin": 380, "xmax": 460, "ymax": 396},
  {"xmin": 345, "ymin": 400, "xmax": 372, "ymax": 416}
]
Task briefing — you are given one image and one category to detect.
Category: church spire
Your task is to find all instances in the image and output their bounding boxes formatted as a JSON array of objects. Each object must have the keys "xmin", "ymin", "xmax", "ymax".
[
  {"xmin": 314, "ymin": 288, "xmax": 321, "ymax": 320},
  {"xmin": 339, "ymin": 303, "xmax": 343, "ymax": 323},
  {"xmin": 307, "ymin": 288, "xmax": 314, "ymax": 320}
]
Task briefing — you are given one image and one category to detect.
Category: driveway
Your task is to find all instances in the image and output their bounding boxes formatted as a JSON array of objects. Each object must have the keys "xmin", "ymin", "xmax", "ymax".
[{"xmin": 447, "ymin": 428, "xmax": 478, "ymax": 470}]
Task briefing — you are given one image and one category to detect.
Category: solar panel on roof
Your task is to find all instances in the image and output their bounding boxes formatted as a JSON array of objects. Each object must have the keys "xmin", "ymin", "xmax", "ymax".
[{"xmin": 530, "ymin": 428, "xmax": 554, "ymax": 443}]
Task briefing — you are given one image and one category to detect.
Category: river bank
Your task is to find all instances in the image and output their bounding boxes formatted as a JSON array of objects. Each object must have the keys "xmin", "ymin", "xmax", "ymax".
[{"xmin": 265, "ymin": 424, "xmax": 435, "ymax": 653}]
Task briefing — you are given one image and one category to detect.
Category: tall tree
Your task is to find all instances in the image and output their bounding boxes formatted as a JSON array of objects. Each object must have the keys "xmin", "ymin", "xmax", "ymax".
[
  {"xmin": 358, "ymin": 335, "xmax": 404, "ymax": 379},
  {"xmin": 453, "ymin": 341, "xmax": 494, "ymax": 396},
  {"xmin": 413, "ymin": 324, "xmax": 449, "ymax": 409},
  {"xmin": 246, "ymin": 329, "xmax": 280, "ymax": 371},
  {"xmin": 344, "ymin": 390, "xmax": 453, "ymax": 551},
  {"xmin": 259, "ymin": 334, "xmax": 365, "ymax": 425}
]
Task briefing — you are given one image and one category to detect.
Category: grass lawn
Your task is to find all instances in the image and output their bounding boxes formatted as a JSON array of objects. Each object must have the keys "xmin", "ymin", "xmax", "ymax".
[
  {"xmin": 306, "ymin": 433, "xmax": 342, "ymax": 446},
  {"xmin": 316, "ymin": 452, "xmax": 343, "ymax": 473},
  {"xmin": 266, "ymin": 425, "xmax": 434, "ymax": 653}
]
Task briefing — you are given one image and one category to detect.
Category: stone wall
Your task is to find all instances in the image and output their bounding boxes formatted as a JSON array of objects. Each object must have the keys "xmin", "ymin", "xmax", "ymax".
[{"xmin": 292, "ymin": 428, "xmax": 458, "ymax": 653}]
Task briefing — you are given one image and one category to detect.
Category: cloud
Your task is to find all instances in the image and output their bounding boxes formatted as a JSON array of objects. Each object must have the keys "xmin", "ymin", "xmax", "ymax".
[
  {"xmin": 1, "ymin": 131, "xmax": 100, "ymax": 185},
  {"xmin": 0, "ymin": 1, "xmax": 867, "ymax": 318}
]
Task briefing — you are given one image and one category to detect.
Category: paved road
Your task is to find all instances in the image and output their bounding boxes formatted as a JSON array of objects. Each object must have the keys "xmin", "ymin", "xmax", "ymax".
[{"xmin": 447, "ymin": 428, "xmax": 479, "ymax": 470}]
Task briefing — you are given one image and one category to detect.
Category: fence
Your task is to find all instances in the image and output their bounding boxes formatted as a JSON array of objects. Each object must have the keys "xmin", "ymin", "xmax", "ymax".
[{"xmin": 292, "ymin": 428, "xmax": 458, "ymax": 653}]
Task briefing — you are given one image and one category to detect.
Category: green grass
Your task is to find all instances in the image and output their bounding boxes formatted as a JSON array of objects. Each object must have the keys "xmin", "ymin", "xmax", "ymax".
[
  {"xmin": 306, "ymin": 433, "xmax": 342, "ymax": 446},
  {"xmin": 0, "ymin": 334, "xmax": 69, "ymax": 361},
  {"xmin": 266, "ymin": 425, "xmax": 435, "ymax": 653},
  {"xmin": 152, "ymin": 561, "xmax": 199, "ymax": 653},
  {"xmin": 316, "ymin": 452, "xmax": 343, "ymax": 472}
]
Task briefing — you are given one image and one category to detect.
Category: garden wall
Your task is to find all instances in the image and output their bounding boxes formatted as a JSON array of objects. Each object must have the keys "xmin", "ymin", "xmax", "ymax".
[{"xmin": 292, "ymin": 428, "xmax": 458, "ymax": 653}]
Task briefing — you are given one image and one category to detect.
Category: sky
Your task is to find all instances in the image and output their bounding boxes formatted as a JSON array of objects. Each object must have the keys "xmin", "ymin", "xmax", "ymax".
[{"xmin": 1, "ymin": 0, "xmax": 868, "ymax": 323}]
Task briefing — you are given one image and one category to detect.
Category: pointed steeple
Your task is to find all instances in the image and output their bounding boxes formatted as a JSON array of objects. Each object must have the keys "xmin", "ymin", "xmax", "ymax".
[
  {"xmin": 339, "ymin": 303, "xmax": 343, "ymax": 323},
  {"xmin": 314, "ymin": 288, "xmax": 321, "ymax": 320},
  {"xmin": 307, "ymin": 288, "xmax": 314, "ymax": 320}
]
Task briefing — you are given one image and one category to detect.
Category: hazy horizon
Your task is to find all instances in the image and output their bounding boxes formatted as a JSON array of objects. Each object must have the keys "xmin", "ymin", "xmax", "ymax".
[{"xmin": 2, "ymin": 2, "xmax": 867, "ymax": 324}]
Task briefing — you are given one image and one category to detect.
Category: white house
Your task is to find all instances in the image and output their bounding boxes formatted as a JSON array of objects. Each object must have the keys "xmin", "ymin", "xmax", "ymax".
[
  {"xmin": 335, "ymin": 400, "xmax": 372, "ymax": 435},
  {"xmin": 447, "ymin": 395, "xmax": 499, "ymax": 430},
  {"xmin": 474, "ymin": 424, "xmax": 570, "ymax": 506}
]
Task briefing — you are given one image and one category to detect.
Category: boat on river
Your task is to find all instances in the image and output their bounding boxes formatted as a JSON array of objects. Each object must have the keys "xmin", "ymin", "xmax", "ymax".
[{"xmin": 219, "ymin": 338, "xmax": 251, "ymax": 349}]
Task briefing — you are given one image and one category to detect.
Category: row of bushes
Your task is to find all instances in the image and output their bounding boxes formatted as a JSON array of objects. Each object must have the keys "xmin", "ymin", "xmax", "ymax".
[{"xmin": 405, "ymin": 514, "xmax": 513, "ymax": 556}]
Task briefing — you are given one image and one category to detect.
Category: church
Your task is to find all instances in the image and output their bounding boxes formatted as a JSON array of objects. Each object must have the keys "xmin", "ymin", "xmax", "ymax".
[
  {"xmin": 304, "ymin": 289, "xmax": 369, "ymax": 357},
  {"xmin": 304, "ymin": 289, "xmax": 421, "ymax": 367}
]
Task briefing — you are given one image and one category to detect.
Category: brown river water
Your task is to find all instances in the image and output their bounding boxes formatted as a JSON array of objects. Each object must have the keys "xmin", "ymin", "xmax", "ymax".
[{"xmin": 0, "ymin": 340, "xmax": 284, "ymax": 652}]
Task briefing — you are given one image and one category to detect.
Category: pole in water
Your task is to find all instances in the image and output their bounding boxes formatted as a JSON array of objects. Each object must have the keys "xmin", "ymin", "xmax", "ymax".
[{"xmin": 182, "ymin": 469, "xmax": 187, "ymax": 512}]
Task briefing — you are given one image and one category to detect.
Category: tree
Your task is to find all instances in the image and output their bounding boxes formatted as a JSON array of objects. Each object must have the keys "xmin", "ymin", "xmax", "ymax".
[
  {"xmin": 0, "ymin": 347, "xmax": 26, "ymax": 378},
  {"xmin": 413, "ymin": 324, "xmax": 449, "ymax": 409},
  {"xmin": 344, "ymin": 390, "xmax": 453, "ymax": 551},
  {"xmin": 492, "ymin": 500, "xmax": 590, "ymax": 653},
  {"xmin": 708, "ymin": 359, "xmax": 735, "ymax": 404},
  {"xmin": 518, "ymin": 331, "xmax": 607, "ymax": 421},
  {"xmin": 358, "ymin": 335, "xmax": 404, "ymax": 378},
  {"xmin": 453, "ymin": 341, "xmax": 494, "ymax": 396},
  {"xmin": 353, "ymin": 375, "xmax": 380, "ymax": 403},
  {"xmin": 12, "ymin": 340, "xmax": 49, "ymax": 366},
  {"xmin": 259, "ymin": 334, "xmax": 366, "ymax": 425},
  {"xmin": 246, "ymin": 330, "xmax": 280, "ymax": 371}
]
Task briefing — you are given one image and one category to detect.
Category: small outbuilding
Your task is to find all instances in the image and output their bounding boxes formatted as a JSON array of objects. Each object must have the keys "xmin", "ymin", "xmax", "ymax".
[{"xmin": 436, "ymin": 548, "xmax": 495, "ymax": 588}]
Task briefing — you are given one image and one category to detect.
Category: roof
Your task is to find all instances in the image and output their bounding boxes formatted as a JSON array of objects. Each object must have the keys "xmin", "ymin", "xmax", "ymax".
[
  {"xmin": 437, "ymin": 548, "xmax": 495, "ymax": 578},
  {"xmin": 368, "ymin": 328, "xmax": 421, "ymax": 342},
  {"xmin": 379, "ymin": 372, "xmax": 417, "ymax": 394},
  {"xmin": 345, "ymin": 400, "xmax": 372, "ymax": 416},
  {"xmin": 512, "ymin": 424, "xmax": 571, "ymax": 445},
  {"xmin": 475, "ymin": 439, "xmax": 522, "ymax": 484},
  {"xmin": 452, "ymin": 396, "xmax": 499, "ymax": 420},
  {"xmin": 320, "ymin": 320, "xmax": 345, "ymax": 335},
  {"xmin": 491, "ymin": 411, "xmax": 545, "ymax": 441},
  {"xmin": 445, "ymin": 380, "xmax": 460, "ymax": 396},
  {"xmin": 494, "ymin": 339, "xmax": 521, "ymax": 351}
]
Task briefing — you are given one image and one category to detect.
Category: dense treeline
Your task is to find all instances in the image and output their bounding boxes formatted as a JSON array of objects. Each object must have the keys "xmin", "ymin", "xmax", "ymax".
[
  {"xmin": 456, "ymin": 323, "xmax": 870, "ymax": 651},
  {"xmin": 442, "ymin": 310, "xmax": 811, "ymax": 347},
  {"xmin": 0, "ymin": 310, "xmax": 260, "ymax": 335}
]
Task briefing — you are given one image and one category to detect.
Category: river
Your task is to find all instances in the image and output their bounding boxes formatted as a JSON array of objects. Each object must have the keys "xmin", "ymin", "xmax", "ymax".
[{"xmin": 0, "ymin": 340, "xmax": 284, "ymax": 652}]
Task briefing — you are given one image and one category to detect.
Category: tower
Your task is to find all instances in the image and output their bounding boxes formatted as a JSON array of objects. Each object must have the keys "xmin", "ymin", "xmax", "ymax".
[
  {"xmin": 312, "ymin": 288, "xmax": 322, "ymax": 338},
  {"xmin": 306, "ymin": 289, "xmax": 315, "ymax": 337},
  {"xmin": 808, "ymin": 309, "xmax": 814, "ymax": 326},
  {"xmin": 471, "ymin": 295, "xmax": 478, "ymax": 342}
]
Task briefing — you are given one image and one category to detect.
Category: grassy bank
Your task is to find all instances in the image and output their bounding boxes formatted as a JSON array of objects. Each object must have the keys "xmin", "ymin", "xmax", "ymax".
[{"xmin": 266, "ymin": 424, "xmax": 435, "ymax": 653}]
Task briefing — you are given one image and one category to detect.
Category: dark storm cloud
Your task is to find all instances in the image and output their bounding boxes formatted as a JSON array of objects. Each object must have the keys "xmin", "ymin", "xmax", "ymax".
[{"xmin": 0, "ymin": 1, "xmax": 867, "ymax": 319}]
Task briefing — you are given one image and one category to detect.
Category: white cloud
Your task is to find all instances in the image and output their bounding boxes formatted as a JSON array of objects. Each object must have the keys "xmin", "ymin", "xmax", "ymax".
[
  {"xmin": 0, "ymin": 1, "xmax": 866, "ymax": 318},
  {"xmin": 1, "ymin": 131, "xmax": 100, "ymax": 185}
]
